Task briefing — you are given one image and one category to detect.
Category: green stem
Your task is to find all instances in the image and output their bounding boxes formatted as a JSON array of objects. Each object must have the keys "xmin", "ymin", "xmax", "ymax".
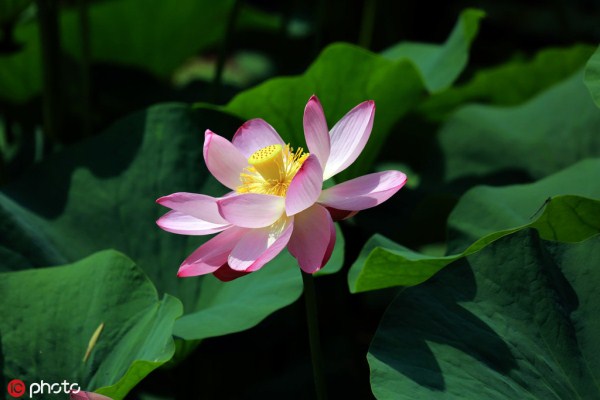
[
  {"xmin": 36, "ymin": 0, "xmax": 62, "ymax": 142},
  {"xmin": 0, "ymin": 21, "xmax": 20, "ymax": 53},
  {"xmin": 358, "ymin": 0, "xmax": 377, "ymax": 49},
  {"xmin": 302, "ymin": 271, "xmax": 327, "ymax": 400},
  {"xmin": 212, "ymin": 0, "xmax": 242, "ymax": 103},
  {"xmin": 314, "ymin": 0, "xmax": 326, "ymax": 56},
  {"xmin": 78, "ymin": 0, "xmax": 92, "ymax": 137}
]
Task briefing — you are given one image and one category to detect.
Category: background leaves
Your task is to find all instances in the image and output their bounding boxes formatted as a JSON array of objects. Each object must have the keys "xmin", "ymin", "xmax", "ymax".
[
  {"xmin": 381, "ymin": 8, "xmax": 484, "ymax": 93},
  {"xmin": 584, "ymin": 44, "xmax": 600, "ymax": 108},
  {"xmin": 0, "ymin": 0, "xmax": 278, "ymax": 103},
  {"xmin": 422, "ymin": 44, "xmax": 595, "ymax": 118},
  {"xmin": 221, "ymin": 9, "xmax": 484, "ymax": 181},
  {"xmin": 439, "ymin": 70, "xmax": 600, "ymax": 182}
]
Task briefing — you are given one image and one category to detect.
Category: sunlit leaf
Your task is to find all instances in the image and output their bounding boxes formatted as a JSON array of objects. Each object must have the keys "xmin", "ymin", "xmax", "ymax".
[
  {"xmin": 0, "ymin": 250, "xmax": 182, "ymax": 400},
  {"xmin": 348, "ymin": 159, "xmax": 600, "ymax": 292},
  {"xmin": 446, "ymin": 158, "xmax": 600, "ymax": 252},
  {"xmin": 369, "ymin": 230, "xmax": 600, "ymax": 399}
]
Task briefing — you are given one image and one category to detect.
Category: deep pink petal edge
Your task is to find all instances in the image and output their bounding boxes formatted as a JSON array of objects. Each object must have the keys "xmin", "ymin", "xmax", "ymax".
[
  {"xmin": 285, "ymin": 154, "xmax": 323, "ymax": 216},
  {"xmin": 203, "ymin": 130, "xmax": 248, "ymax": 190},
  {"xmin": 323, "ymin": 100, "xmax": 375, "ymax": 180},
  {"xmin": 303, "ymin": 95, "xmax": 331, "ymax": 169},
  {"xmin": 319, "ymin": 170, "xmax": 406, "ymax": 211}
]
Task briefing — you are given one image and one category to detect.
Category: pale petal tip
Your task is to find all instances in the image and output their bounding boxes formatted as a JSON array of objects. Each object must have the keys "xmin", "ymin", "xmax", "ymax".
[
  {"xmin": 391, "ymin": 170, "xmax": 408, "ymax": 187},
  {"xmin": 244, "ymin": 118, "xmax": 265, "ymax": 126},
  {"xmin": 203, "ymin": 130, "xmax": 212, "ymax": 158},
  {"xmin": 360, "ymin": 99, "xmax": 376, "ymax": 114},
  {"xmin": 235, "ymin": 118, "xmax": 269, "ymax": 135},
  {"xmin": 307, "ymin": 94, "xmax": 320, "ymax": 103},
  {"xmin": 364, "ymin": 100, "xmax": 375, "ymax": 114},
  {"xmin": 203, "ymin": 129, "xmax": 215, "ymax": 148},
  {"xmin": 155, "ymin": 216, "xmax": 166, "ymax": 228},
  {"xmin": 155, "ymin": 215, "xmax": 176, "ymax": 232}
]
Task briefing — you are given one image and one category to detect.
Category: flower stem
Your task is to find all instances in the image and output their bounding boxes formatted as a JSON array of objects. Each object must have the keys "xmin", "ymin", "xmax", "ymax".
[
  {"xmin": 302, "ymin": 271, "xmax": 327, "ymax": 400},
  {"xmin": 36, "ymin": 0, "xmax": 62, "ymax": 142},
  {"xmin": 212, "ymin": 0, "xmax": 242, "ymax": 103},
  {"xmin": 77, "ymin": 0, "xmax": 92, "ymax": 138},
  {"xmin": 358, "ymin": 0, "xmax": 377, "ymax": 49}
]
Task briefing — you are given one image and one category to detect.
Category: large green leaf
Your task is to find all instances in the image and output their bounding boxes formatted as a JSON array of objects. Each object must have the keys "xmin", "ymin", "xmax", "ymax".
[
  {"xmin": 446, "ymin": 158, "xmax": 600, "ymax": 253},
  {"xmin": 348, "ymin": 159, "xmax": 600, "ymax": 292},
  {"xmin": 0, "ymin": 0, "xmax": 278, "ymax": 103},
  {"xmin": 0, "ymin": 250, "xmax": 183, "ymax": 400},
  {"xmin": 421, "ymin": 44, "xmax": 595, "ymax": 119},
  {"xmin": 368, "ymin": 230, "xmax": 600, "ymax": 399},
  {"xmin": 221, "ymin": 9, "xmax": 483, "ymax": 180},
  {"xmin": 584, "ymin": 44, "xmax": 600, "ymax": 108},
  {"xmin": 381, "ymin": 8, "xmax": 485, "ymax": 93},
  {"xmin": 439, "ymin": 69, "xmax": 600, "ymax": 182},
  {"xmin": 0, "ymin": 103, "xmax": 343, "ymax": 341}
]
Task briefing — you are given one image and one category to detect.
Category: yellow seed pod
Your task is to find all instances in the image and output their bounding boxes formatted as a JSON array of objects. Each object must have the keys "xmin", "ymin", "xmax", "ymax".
[{"xmin": 248, "ymin": 144, "xmax": 284, "ymax": 181}]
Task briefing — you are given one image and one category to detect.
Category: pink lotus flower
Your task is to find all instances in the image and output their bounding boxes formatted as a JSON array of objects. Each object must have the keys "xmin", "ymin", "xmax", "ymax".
[
  {"xmin": 70, "ymin": 391, "xmax": 113, "ymax": 400},
  {"xmin": 156, "ymin": 95, "xmax": 406, "ymax": 281}
]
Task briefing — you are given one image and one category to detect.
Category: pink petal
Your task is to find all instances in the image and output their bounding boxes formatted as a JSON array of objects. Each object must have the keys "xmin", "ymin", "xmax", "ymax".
[
  {"xmin": 303, "ymin": 95, "xmax": 330, "ymax": 168},
  {"xmin": 231, "ymin": 119, "xmax": 285, "ymax": 158},
  {"xmin": 288, "ymin": 204, "xmax": 336, "ymax": 273},
  {"xmin": 203, "ymin": 129, "xmax": 248, "ymax": 190},
  {"xmin": 318, "ymin": 170, "xmax": 407, "ymax": 211},
  {"xmin": 213, "ymin": 264, "xmax": 251, "ymax": 281},
  {"xmin": 70, "ymin": 391, "xmax": 113, "ymax": 400},
  {"xmin": 228, "ymin": 217, "xmax": 294, "ymax": 271},
  {"xmin": 285, "ymin": 154, "xmax": 323, "ymax": 216},
  {"xmin": 323, "ymin": 100, "xmax": 375, "ymax": 180},
  {"xmin": 156, "ymin": 192, "xmax": 227, "ymax": 224},
  {"xmin": 157, "ymin": 211, "xmax": 231, "ymax": 235},
  {"xmin": 177, "ymin": 227, "xmax": 248, "ymax": 277},
  {"xmin": 218, "ymin": 193, "xmax": 285, "ymax": 228}
]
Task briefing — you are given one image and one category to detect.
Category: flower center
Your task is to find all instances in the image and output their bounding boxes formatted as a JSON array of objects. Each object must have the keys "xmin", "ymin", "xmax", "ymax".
[{"xmin": 237, "ymin": 144, "xmax": 309, "ymax": 196}]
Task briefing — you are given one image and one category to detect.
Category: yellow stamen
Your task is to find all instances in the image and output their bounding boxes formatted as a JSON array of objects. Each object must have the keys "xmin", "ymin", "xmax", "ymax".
[{"xmin": 238, "ymin": 144, "xmax": 309, "ymax": 197}]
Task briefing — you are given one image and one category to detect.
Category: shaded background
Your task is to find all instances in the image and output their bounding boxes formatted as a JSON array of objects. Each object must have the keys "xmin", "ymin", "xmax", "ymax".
[{"xmin": 1, "ymin": 0, "xmax": 599, "ymax": 399}]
